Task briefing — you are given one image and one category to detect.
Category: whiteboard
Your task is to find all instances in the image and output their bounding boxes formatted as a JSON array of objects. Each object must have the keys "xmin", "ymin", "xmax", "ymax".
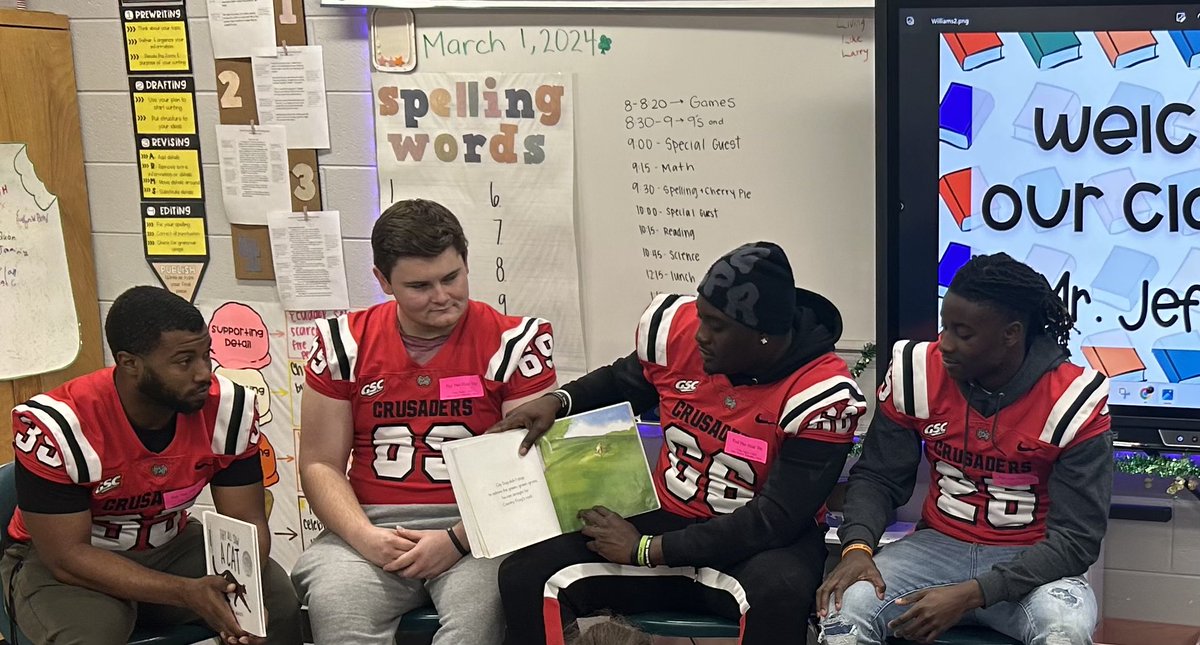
[
  {"xmin": 403, "ymin": 10, "xmax": 875, "ymax": 367},
  {"xmin": 0, "ymin": 143, "xmax": 80, "ymax": 380}
]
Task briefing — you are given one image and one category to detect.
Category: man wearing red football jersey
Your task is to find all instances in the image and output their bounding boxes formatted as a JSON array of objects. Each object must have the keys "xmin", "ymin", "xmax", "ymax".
[
  {"xmin": 0, "ymin": 286, "xmax": 301, "ymax": 645},
  {"xmin": 291, "ymin": 199, "xmax": 557, "ymax": 645},
  {"xmin": 817, "ymin": 253, "xmax": 1112, "ymax": 645},
  {"xmin": 491, "ymin": 242, "xmax": 867, "ymax": 645}
]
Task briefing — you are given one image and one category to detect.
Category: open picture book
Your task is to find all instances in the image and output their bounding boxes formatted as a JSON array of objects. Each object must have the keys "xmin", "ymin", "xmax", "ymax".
[
  {"xmin": 202, "ymin": 511, "xmax": 266, "ymax": 637},
  {"xmin": 443, "ymin": 402, "xmax": 660, "ymax": 558}
]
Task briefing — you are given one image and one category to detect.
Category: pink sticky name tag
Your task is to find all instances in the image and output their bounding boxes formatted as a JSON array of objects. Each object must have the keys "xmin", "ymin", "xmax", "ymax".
[
  {"xmin": 440, "ymin": 375, "xmax": 485, "ymax": 400},
  {"xmin": 991, "ymin": 473, "xmax": 1039, "ymax": 487},
  {"xmin": 724, "ymin": 432, "xmax": 768, "ymax": 464},
  {"xmin": 162, "ymin": 479, "xmax": 207, "ymax": 509}
]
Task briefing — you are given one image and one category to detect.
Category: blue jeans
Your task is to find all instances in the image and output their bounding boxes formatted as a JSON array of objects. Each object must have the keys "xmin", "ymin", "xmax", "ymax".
[{"xmin": 820, "ymin": 529, "xmax": 1097, "ymax": 645}]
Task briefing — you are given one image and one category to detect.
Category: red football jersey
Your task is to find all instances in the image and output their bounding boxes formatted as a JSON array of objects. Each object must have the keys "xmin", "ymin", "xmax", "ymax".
[
  {"xmin": 636, "ymin": 295, "xmax": 866, "ymax": 520},
  {"xmin": 304, "ymin": 300, "xmax": 556, "ymax": 505},
  {"xmin": 8, "ymin": 369, "xmax": 260, "ymax": 551},
  {"xmin": 878, "ymin": 340, "xmax": 1110, "ymax": 546}
]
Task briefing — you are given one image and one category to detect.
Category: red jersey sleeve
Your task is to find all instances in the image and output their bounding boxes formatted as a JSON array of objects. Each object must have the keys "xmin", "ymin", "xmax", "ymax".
[
  {"xmin": 1037, "ymin": 368, "xmax": 1111, "ymax": 449},
  {"xmin": 12, "ymin": 395, "xmax": 101, "ymax": 485},
  {"xmin": 875, "ymin": 340, "xmax": 926, "ymax": 429},
  {"xmin": 778, "ymin": 358, "xmax": 868, "ymax": 444},
  {"xmin": 304, "ymin": 328, "xmax": 352, "ymax": 400},
  {"xmin": 499, "ymin": 320, "xmax": 557, "ymax": 401}
]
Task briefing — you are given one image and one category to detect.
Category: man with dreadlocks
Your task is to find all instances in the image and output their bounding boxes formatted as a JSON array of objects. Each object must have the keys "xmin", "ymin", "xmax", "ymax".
[{"xmin": 817, "ymin": 253, "xmax": 1112, "ymax": 645}]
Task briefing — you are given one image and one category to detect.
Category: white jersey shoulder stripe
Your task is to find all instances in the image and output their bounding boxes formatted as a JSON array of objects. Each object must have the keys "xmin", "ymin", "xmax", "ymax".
[
  {"xmin": 890, "ymin": 340, "xmax": 931, "ymax": 420},
  {"xmin": 16, "ymin": 394, "xmax": 102, "ymax": 484},
  {"xmin": 1040, "ymin": 369, "xmax": 1108, "ymax": 447},
  {"xmin": 636, "ymin": 295, "xmax": 695, "ymax": 367},
  {"xmin": 780, "ymin": 375, "xmax": 867, "ymax": 436},
  {"xmin": 314, "ymin": 314, "xmax": 357, "ymax": 382},
  {"xmin": 486, "ymin": 317, "xmax": 548, "ymax": 383},
  {"xmin": 213, "ymin": 375, "xmax": 256, "ymax": 456}
]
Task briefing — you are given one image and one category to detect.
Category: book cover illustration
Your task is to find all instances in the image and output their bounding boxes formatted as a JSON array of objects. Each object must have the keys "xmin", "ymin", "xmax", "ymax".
[
  {"xmin": 1095, "ymin": 31, "xmax": 1158, "ymax": 68},
  {"xmin": 1081, "ymin": 330, "xmax": 1148, "ymax": 379},
  {"xmin": 1012, "ymin": 83, "xmax": 1080, "ymax": 144},
  {"xmin": 202, "ymin": 511, "xmax": 266, "ymax": 638},
  {"xmin": 538, "ymin": 403, "xmax": 659, "ymax": 533},
  {"xmin": 1019, "ymin": 32, "xmax": 1082, "ymax": 70},
  {"xmin": 1090, "ymin": 245, "xmax": 1159, "ymax": 312},
  {"xmin": 1169, "ymin": 30, "xmax": 1200, "ymax": 68},
  {"xmin": 939, "ymin": 83, "xmax": 994, "ymax": 150},
  {"xmin": 943, "ymin": 33, "xmax": 1004, "ymax": 71}
]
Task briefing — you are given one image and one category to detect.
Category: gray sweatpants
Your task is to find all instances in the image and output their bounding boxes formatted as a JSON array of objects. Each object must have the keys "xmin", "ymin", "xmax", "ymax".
[{"xmin": 291, "ymin": 505, "xmax": 504, "ymax": 645}]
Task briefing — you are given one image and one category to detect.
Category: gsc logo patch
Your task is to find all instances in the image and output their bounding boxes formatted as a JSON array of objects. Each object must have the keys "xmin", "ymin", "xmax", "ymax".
[
  {"xmin": 360, "ymin": 379, "xmax": 385, "ymax": 398},
  {"xmin": 923, "ymin": 422, "xmax": 948, "ymax": 438},
  {"xmin": 674, "ymin": 380, "xmax": 699, "ymax": 393},
  {"xmin": 96, "ymin": 474, "xmax": 122, "ymax": 495}
]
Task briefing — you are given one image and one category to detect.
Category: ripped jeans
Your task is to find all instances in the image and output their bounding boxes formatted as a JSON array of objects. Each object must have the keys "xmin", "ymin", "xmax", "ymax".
[{"xmin": 820, "ymin": 529, "xmax": 1096, "ymax": 645}]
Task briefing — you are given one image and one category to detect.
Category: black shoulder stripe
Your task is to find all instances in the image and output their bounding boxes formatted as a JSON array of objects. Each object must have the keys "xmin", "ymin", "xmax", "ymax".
[
  {"xmin": 779, "ymin": 382, "xmax": 865, "ymax": 430},
  {"xmin": 495, "ymin": 317, "xmax": 538, "ymax": 382},
  {"xmin": 24, "ymin": 399, "xmax": 91, "ymax": 482},
  {"xmin": 646, "ymin": 294, "xmax": 683, "ymax": 365},
  {"xmin": 225, "ymin": 385, "xmax": 247, "ymax": 455},
  {"xmin": 1050, "ymin": 371, "xmax": 1106, "ymax": 446},
  {"xmin": 327, "ymin": 317, "xmax": 351, "ymax": 381},
  {"xmin": 900, "ymin": 340, "xmax": 917, "ymax": 417}
]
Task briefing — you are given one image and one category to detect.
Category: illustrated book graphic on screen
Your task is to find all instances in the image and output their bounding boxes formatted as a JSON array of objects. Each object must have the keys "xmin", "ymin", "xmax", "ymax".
[
  {"xmin": 1081, "ymin": 330, "xmax": 1147, "ymax": 379},
  {"xmin": 944, "ymin": 32, "xmax": 1004, "ymax": 71},
  {"xmin": 939, "ymin": 83, "xmax": 994, "ymax": 150},
  {"xmin": 1169, "ymin": 30, "xmax": 1200, "ymax": 68},
  {"xmin": 1095, "ymin": 31, "xmax": 1158, "ymax": 68},
  {"xmin": 1020, "ymin": 32, "xmax": 1083, "ymax": 69}
]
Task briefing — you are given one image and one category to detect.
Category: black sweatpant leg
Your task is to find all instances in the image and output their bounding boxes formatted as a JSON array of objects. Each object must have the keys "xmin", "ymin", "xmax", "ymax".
[{"xmin": 499, "ymin": 511, "xmax": 826, "ymax": 645}]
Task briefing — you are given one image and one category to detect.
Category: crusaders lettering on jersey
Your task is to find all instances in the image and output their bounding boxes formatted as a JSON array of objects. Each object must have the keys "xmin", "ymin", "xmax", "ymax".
[
  {"xmin": 929, "ymin": 440, "xmax": 1034, "ymax": 475},
  {"xmin": 101, "ymin": 491, "xmax": 165, "ymax": 513},
  {"xmin": 669, "ymin": 400, "xmax": 742, "ymax": 442},
  {"xmin": 304, "ymin": 300, "xmax": 557, "ymax": 506},
  {"xmin": 371, "ymin": 398, "xmax": 474, "ymax": 418},
  {"xmin": 879, "ymin": 340, "xmax": 1110, "ymax": 546}
]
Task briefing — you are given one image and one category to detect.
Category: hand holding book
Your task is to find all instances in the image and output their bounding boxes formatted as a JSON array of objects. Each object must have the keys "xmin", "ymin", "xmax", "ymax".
[
  {"xmin": 485, "ymin": 393, "xmax": 562, "ymax": 456},
  {"xmin": 446, "ymin": 403, "xmax": 660, "ymax": 558},
  {"xmin": 579, "ymin": 506, "xmax": 644, "ymax": 565}
]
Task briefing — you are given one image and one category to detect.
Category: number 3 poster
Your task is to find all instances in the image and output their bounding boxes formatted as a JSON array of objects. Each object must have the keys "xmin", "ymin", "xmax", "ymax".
[{"xmin": 371, "ymin": 72, "xmax": 585, "ymax": 377}]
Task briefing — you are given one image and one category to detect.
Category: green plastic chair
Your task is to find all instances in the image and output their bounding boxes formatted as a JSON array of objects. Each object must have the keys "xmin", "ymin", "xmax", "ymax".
[{"xmin": 624, "ymin": 611, "xmax": 740, "ymax": 637}]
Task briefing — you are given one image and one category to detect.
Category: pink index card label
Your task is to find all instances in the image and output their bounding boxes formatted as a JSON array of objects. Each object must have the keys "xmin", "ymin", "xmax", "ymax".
[
  {"xmin": 162, "ymin": 478, "xmax": 207, "ymax": 509},
  {"xmin": 991, "ymin": 473, "xmax": 1039, "ymax": 488},
  {"xmin": 724, "ymin": 432, "xmax": 768, "ymax": 464},
  {"xmin": 440, "ymin": 375, "xmax": 485, "ymax": 400}
]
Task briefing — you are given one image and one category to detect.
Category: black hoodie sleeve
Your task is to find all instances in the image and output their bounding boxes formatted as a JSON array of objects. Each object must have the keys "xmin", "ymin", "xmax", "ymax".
[
  {"xmin": 838, "ymin": 412, "xmax": 924, "ymax": 548},
  {"xmin": 973, "ymin": 431, "xmax": 1113, "ymax": 606},
  {"xmin": 558, "ymin": 351, "xmax": 661, "ymax": 416},
  {"xmin": 658, "ymin": 437, "xmax": 852, "ymax": 567}
]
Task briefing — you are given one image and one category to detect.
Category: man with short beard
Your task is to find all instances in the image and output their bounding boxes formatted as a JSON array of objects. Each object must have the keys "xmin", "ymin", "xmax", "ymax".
[{"xmin": 0, "ymin": 286, "xmax": 301, "ymax": 645}]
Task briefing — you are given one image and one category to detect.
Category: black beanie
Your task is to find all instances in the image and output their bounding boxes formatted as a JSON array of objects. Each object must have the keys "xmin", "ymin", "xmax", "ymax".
[{"xmin": 697, "ymin": 242, "xmax": 796, "ymax": 335}]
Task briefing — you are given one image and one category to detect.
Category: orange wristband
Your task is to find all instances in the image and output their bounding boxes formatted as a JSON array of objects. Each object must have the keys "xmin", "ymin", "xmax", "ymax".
[{"xmin": 841, "ymin": 542, "xmax": 874, "ymax": 558}]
